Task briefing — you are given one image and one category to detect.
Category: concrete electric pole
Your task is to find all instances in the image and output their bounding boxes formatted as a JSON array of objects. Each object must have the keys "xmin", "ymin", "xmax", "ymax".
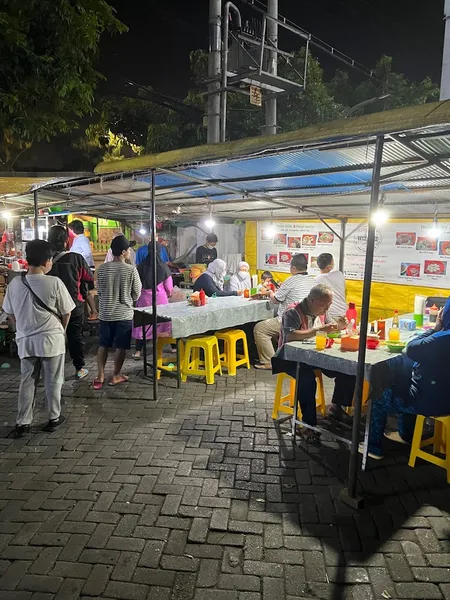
[
  {"xmin": 441, "ymin": 0, "xmax": 450, "ymax": 100},
  {"xmin": 207, "ymin": 0, "xmax": 222, "ymax": 143},
  {"xmin": 265, "ymin": 0, "xmax": 278, "ymax": 135}
]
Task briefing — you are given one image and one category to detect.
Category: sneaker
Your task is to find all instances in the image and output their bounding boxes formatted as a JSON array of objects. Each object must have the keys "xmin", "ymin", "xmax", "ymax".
[
  {"xmin": 8, "ymin": 424, "xmax": 31, "ymax": 439},
  {"xmin": 328, "ymin": 405, "xmax": 353, "ymax": 426},
  {"xmin": 42, "ymin": 415, "xmax": 66, "ymax": 433},
  {"xmin": 76, "ymin": 368, "xmax": 89, "ymax": 380}
]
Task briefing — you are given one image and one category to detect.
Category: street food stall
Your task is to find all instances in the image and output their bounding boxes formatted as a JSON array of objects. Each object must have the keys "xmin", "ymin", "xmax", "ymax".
[{"xmin": 5, "ymin": 101, "xmax": 450, "ymax": 504}]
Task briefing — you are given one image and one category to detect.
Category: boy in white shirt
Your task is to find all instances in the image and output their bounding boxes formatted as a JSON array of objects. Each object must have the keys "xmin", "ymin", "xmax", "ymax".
[
  {"xmin": 314, "ymin": 253, "xmax": 348, "ymax": 319},
  {"xmin": 3, "ymin": 240, "xmax": 75, "ymax": 438}
]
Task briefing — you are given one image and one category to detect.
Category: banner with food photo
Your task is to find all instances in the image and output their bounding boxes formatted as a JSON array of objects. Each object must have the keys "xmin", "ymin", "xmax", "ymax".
[
  {"xmin": 345, "ymin": 221, "xmax": 450, "ymax": 289},
  {"xmin": 257, "ymin": 221, "xmax": 341, "ymax": 273}
]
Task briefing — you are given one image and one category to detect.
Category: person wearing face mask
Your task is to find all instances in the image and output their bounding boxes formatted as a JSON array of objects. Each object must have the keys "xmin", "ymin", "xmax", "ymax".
[
  {"xmin": 193, "ymin": 259, "xmax": 243, "ymax": 297},
  {"xmin": 195, "ymin": 233, "xmax": 218, "ymax": 266},
  {"xmin": 2, "ymin": 240, "xmax": 75, "ymax": 438},
  {"xmin": 229, "ymin": 261, "xmax": 251, "ymax": 292}
]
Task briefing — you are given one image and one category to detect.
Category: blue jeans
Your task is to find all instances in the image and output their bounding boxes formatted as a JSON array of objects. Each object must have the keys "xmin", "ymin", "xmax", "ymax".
[{"xmin": 368, "ymin": 387, "xmax": 417, "ymax": 456}]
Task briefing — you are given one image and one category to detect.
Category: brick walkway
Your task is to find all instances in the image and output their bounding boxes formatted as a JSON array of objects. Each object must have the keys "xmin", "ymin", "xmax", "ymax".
[{"xmin": 0, "ymin": 344, "xmax": 449, "ymax": 600}]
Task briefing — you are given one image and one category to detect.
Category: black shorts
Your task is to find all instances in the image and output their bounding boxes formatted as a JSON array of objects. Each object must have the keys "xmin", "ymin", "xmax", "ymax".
[{"xmin": 99, "ymin": 320, "xmax": 132, "ymax": 350}]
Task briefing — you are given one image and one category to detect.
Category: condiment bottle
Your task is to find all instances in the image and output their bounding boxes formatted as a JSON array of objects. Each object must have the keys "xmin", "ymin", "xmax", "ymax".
[
  {"xmin": 199, "ymin": 289, "xmax": 206, "ymax": 306},
  {"xmin": 392, "ymin": 310, "xmax": 399, "ymax": 328},
  {"xmin": 429, "ymin": 304, "xmax": 439, "ymax": 324}
]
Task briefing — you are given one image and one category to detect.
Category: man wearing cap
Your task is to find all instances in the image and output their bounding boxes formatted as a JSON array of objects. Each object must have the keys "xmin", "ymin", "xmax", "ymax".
[{"xmin": 94, "ymin": 236, "xmax": 142, "ymax": 389}]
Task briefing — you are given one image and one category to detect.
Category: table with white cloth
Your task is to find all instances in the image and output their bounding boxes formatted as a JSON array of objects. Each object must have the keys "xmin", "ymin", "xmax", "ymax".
[
  {"xmin": 276, "ymin": 322, "xmax": 418, "ymax": 469},
  {"xmin": 133, "ymin": 296, "xmax": 275, "ymax": 382}
]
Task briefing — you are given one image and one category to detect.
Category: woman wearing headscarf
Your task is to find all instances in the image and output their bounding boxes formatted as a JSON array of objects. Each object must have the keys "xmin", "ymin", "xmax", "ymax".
[
  {"xmin": 193, "ymin": 259, "xmax": 242, "ymax": 297},
  {"xmin": 229, "ymin": 261, "xmax": 251, "ymax": 292},
  {"xmin": 365, "ymin": 297, "xmax": 450, "ymax": 459},
  {"xmin": 132, "ymin": 242, "xmax": 173, "ymax": 359}
]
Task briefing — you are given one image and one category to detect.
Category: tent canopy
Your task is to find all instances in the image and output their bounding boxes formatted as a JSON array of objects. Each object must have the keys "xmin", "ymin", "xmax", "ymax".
[{"xmin": 9, "ymin": 101, "xmax": 450, "ymax": 222}]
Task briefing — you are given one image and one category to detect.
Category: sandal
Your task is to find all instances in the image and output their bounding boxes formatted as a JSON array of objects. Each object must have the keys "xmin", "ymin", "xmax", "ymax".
[
  {"xmin": 254, "ymin": 363, "xmax": 272, "ymax": 370},
  {"xmin": 133, "ymin": 352, "xmax": 141, "ymax": 361},
  {"xmin": 93, "ymin": 379, "xmax": 104, "ymax": 390},
  {"xmin": 108, "ymin": 375, "xmax": 129, "ymax": 387},
  {"xmin": 299, "ymin": 428, "xmax": 321, "ymax": 446}
]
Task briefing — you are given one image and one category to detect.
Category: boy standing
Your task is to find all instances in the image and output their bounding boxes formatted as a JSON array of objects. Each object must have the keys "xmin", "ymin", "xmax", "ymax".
[
  {"xmin": 94, "ymin": 236, "xmax": 142, "ymax": 388},
  {"xmin": 3, "ymin": 240, "xmax": 75, "ymax": 438}
]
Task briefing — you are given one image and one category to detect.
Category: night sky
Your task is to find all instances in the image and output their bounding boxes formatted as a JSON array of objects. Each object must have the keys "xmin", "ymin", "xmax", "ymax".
[{"xmin": 101, "ymin": 0, "xmax": 444, "ymax": 97}]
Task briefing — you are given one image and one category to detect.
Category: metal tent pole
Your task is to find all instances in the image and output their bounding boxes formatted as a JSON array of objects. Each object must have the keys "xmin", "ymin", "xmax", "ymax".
[
  {"xmin": 265, "ymin": 0, "xmax": 278, "ymax": 135},
  {"xmin": 151, "ymin": 170, "xmax": 158, "ymax": 401},
  {"xmin": 207, "ymin": 0, "xmax": 222, "ymax": 143},
  {"xmin": 441, "ymin": 0, "xmax": 450, "ymax": 100},
  {"xmin": 33, "ymin": 190, "xmax": 39, "ymax": 239},
  {"xmin": 339, "ymin": 218, "xmax": 347, "ymax": 272},
  {"xmin": 341, "ymin": 135, "xmax": 384, "ymax": 509}
]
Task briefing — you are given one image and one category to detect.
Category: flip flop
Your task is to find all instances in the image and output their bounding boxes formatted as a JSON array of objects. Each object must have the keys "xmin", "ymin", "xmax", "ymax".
[
  {"xmin": 108, "ymin": 375, "xmax": 129, "ymax": 387},
  {"xmin": 254, "ymin": 363, "xmax": 272, "ymax": 370},
  {"xmin": 93, "ymin": 379, "xmax": 104, "ymax": 390}
]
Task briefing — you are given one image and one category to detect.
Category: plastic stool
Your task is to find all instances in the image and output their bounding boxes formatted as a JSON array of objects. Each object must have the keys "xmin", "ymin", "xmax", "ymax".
[
  {"xmin": 408, "ymin": 416, "xmax": 450, "ymax": 483},
  {"xmin": 345, "ymin": 380, "xmax": 371, "ymax": 416},
  {"xmin": 181, "ymin": 335, "xmax": 222, "ymax": 385},
  {"xmin": 156, "ymin": 337, "xmax": 184, "ymax": 380},
  {"xmin": 272, "ymin": 370, "xmax": 326, "ymax": 420},
  {"xmin": 216, "ymin": 329, "xmax": 250, "ymax": 376}
]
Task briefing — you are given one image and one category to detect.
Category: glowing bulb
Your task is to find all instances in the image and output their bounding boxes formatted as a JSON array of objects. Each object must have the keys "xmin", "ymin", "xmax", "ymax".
[
  {"xmin": 371, "ymin": 208, "xmax": 389, "ymax": 226},
  {"xmin": 265, "ymin": 224, "xmax": 277, "ymax": 237},
  {"xmin": 428, "ymin": 224, "xmax": 441, "ymax": 239},
  {"xmin": 204, "ymin": 218, "xmax": 215, "ymax": 230},
  {"xmin": 139, "ymin": 227, "xmax": 147, "ymax": 235},
  {"xmin": 2, "ymin": 211, "xmax": 12, "ymax": 219}
]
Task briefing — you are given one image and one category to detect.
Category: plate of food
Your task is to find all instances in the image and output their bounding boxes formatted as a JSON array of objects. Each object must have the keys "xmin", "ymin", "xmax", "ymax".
[
  {"xmin": 396, "ymin": 232, "xmax": 416, "ymax": 247},
  {"xmin": 386, "ymin": 341, "xmax": 407, "ymax": 353},
  {"xmin": 279, "ymin": 251, "xmax": 292, "ymax": 263},
  {"xmin": 302, "ymin": 234, "xmax": 317, "ymax": 247},
  {"xmin": 318, "ymin": 231, "xmax": 334, "ymax": 244},
  {"xmin": 439, "ymin": 241, "xmax": 450, "ymax": 256},
  {"xmin": 400, "ymin": 263, "xmax": 420, "ymax": 278},
  {"xmin": 416, "ymin": 237, "xmax": 438, "ymax": 252},
  {"xmin": 424, "ymin": 260, "xmax": 446, "ymax": 275}
]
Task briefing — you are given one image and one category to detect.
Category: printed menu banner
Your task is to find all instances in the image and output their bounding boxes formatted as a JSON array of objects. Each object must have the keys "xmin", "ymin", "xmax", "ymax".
[
  {"xmin": 257, "ymin": 221, "xmax": 450, "ymax": 289},
  {"xmin": 257, "ymin": 222, "xmax": 341, "ymax": 274},
  {"xmin": 344, "ymin": 222, "xmax": 450, "ymax": 289}
]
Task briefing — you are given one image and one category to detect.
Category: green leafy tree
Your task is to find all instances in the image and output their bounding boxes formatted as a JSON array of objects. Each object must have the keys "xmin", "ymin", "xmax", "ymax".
[{"xmin": 0, "ymin": 0, "xmax": 127, "ymax": 169}]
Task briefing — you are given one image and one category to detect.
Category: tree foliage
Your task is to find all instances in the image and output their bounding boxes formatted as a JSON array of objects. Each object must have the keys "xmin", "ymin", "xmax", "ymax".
[
  {"xmin": 0, "ymin": 0, "xmax": 126, "ymax": 169},
  {"xmin": 94, "ymin": 49, "xmax": 438, "ymax": 166}
]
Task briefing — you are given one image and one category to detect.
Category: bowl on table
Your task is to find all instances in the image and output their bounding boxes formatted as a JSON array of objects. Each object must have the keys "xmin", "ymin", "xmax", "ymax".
[{"xmin": 385, "ymin": 341, "xmax": 407, "ymax": 353}]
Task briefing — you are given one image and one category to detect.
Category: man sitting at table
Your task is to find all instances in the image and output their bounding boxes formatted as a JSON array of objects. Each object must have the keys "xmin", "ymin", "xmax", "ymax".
[
  {"xmin": 273, "ymin": 284, "xmax": 354, "ymax": 444},
  {"xmin": 363, "ymin": 297, "xmax": 450, "ymax": 459},
  {"xmin": 254, "ymin": 253, "xmax": 315, "ymax": 369}
]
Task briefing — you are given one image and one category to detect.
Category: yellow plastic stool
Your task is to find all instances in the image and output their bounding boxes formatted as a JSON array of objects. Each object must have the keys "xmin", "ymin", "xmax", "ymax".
[
  {"xmin": 216, "ymin": 329, "xmax": 250, "ymax": 376},
  {"xmin": 408, "ymin": 416, "xmax": 450, "ymax": 483},
  {"xmin": 345, "ymin": 380, "xmax": 371, "ymax": 416},
  {"xmin": 156, "ymin": 337, "xmax": 184, "ymax": 380},
  {"xmin": 181, "ymin": 335, "xmax": 222, "ymax": 385},
  {"xmin": 272, "ymin": 370, "xmax": 326, "ymax": 420}
]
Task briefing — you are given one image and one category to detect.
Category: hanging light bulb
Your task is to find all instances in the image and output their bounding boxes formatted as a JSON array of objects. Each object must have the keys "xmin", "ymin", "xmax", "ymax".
[
  {"xmin": 139, "ymin": 223, "xmax": 147, "ymax": 235},
  {"xmin": 204, "ymin": 205, "xmax": 215, "ymax": 230},
  {"xmin": 371, "ymin": 208, "xmax": 389, "ymax": 226},
  {"xmin": 265, "ymin": 210, "xmax": 276, "ymax": 237},
  {"xmin": 1, "ymin": 211, "xmax": 12, "ymax": 219},
  {"xmin": 428, "ymin": 205, "xmax": 441, "ymax": 239}
]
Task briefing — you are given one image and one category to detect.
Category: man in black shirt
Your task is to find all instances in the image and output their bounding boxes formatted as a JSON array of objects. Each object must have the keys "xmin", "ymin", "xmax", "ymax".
[
  {"xmin": 48, "ymin": 226, "xmax": 94, "ymax": 380},
  {"xmin": 195, "ymin": 233, "xmax": 218, "ymax": 265}
]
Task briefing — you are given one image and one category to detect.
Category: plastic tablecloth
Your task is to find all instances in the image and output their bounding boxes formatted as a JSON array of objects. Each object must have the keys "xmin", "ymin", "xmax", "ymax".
[{"xmin": 134, "ymin": 296, "xmax": 274, "ymax": 339}]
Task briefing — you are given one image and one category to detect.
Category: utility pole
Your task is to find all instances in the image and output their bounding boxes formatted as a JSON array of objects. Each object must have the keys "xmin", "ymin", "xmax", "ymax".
[
  {"xmin": 207, "ymin": 0, "xmax": 222, "ymax": 144},
  {"xmin": 441, "ymin": 0, "xmax": 450, "ymax": 99},
  {"xmin": 265, "ymin": 0, "xmax": 278, "ymax": 135}
]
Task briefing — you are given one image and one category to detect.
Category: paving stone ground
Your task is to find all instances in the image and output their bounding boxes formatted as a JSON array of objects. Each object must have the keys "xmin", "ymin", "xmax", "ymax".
[{"xmin": 0, "ymin": 339, "xmax": 450, "ymax": 600}]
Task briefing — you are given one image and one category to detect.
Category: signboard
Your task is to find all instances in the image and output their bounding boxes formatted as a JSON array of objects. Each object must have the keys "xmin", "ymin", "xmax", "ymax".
[
  {"xmin": 250, "ymin": 85, "xmax": 262, "ymax": 107},
  {"xmin": 257, "ymin": 221, "xmax": 450, "ymax": 289},
  {"xmin": 257, "ymin": 222, "xmax": 341, "ymax": 274}
]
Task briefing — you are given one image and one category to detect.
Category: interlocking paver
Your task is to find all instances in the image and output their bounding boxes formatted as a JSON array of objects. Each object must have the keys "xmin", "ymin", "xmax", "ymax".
[{"xmin": 0, "ymin": 347, "xmax": 450, "ymax": 600}]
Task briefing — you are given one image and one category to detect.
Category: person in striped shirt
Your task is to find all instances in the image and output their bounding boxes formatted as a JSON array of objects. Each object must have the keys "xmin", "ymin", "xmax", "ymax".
[
  {"xmin": 254, "ymin": 254, "xmax": 315, "ymax": 369},
  {"xmin": 94, "ymin": 236, "xmax": 142, "ymax": 389}
]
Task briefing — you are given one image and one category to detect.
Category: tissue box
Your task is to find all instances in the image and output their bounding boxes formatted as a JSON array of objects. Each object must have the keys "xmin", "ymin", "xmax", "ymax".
[{"xmin": 400, "ymin": 319, "xmax": 416, "ymax": 331}]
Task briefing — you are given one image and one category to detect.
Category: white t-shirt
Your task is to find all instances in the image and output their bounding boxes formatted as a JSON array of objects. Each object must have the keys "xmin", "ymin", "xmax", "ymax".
[
  {"xmin": 2, "ymin": 274, "xmax": 75, "ymax": 359},
  {"xmin": 273, "ymin": 273, "xmax": 316, "ymax": 322},
  {"xmin": 315, "ymin": 270, "xmax": 347, "ymax": 318}
]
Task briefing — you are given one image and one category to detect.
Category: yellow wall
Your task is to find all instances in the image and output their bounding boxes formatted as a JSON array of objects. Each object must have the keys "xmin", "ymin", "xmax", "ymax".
[{"xmin": 244, "ymin": 221, "xmax": 449, "ymax": 321}]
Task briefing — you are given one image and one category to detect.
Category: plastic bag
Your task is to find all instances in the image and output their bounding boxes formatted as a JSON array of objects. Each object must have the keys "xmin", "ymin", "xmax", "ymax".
[{"xmin": 169, "ymin": 286, "xmax": 189, "ymax": 303}]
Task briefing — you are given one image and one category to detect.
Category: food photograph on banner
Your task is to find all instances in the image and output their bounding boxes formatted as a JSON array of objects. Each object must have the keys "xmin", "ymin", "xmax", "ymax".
[
  {"xmin": 344, "ymin": 221, "xmax": 450, "ymax": 289},
  {"xmin": 257, "ymin": 222, "xmax": 341, "ymax": 274}
]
